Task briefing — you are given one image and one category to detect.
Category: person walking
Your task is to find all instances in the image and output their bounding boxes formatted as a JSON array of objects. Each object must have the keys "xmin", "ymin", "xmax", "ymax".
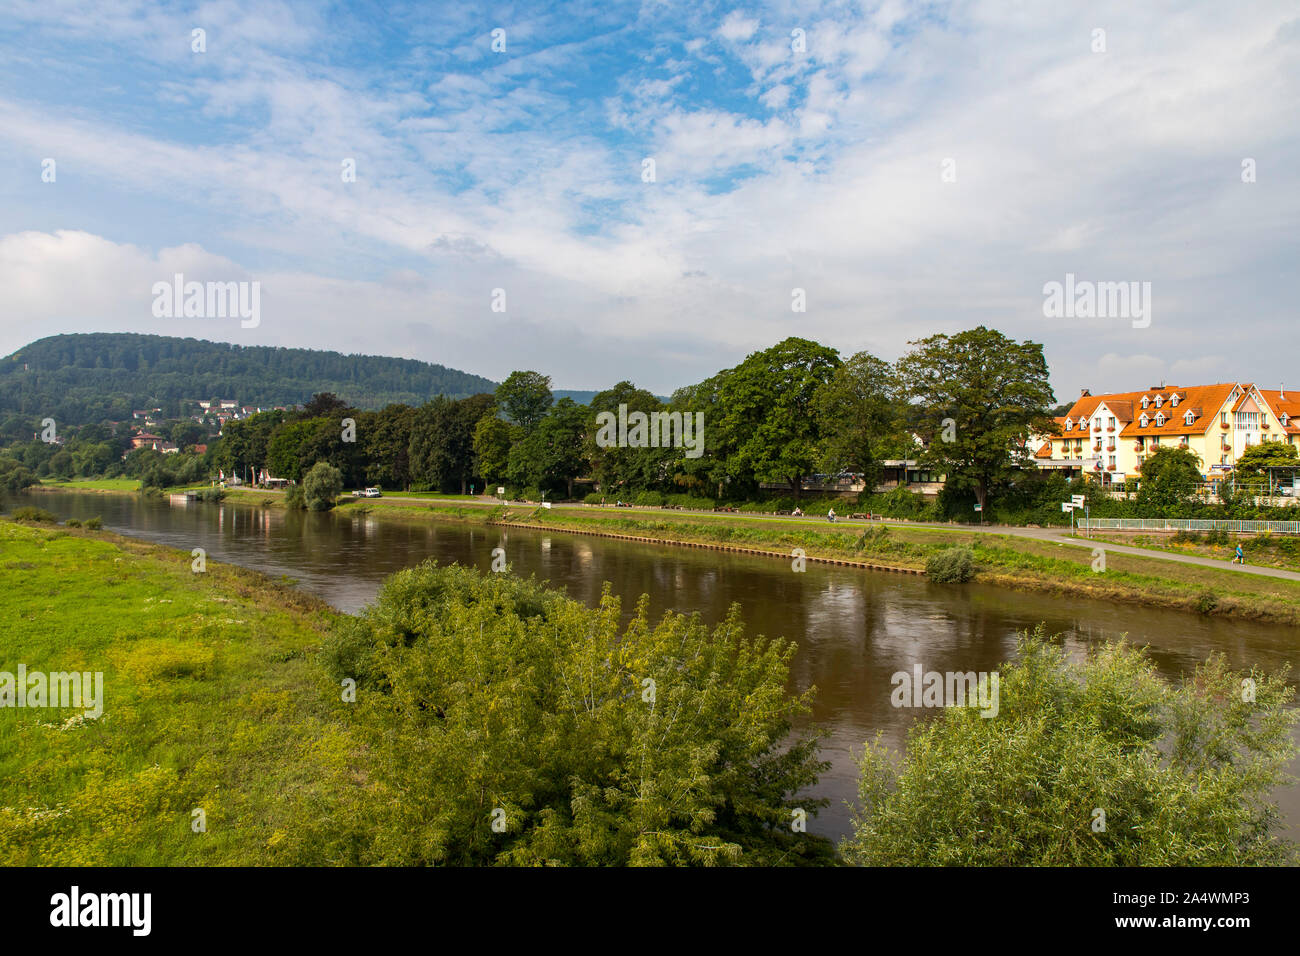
[{"xmin": 1234, "ymin": 543, "xmax": 1245, "ymax": 565}]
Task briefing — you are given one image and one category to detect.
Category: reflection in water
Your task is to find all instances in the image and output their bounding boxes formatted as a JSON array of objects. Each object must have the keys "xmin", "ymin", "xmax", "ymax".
[{"xmin": 10, "ymin": 489, "xmax": 1299, "ymax": 844}]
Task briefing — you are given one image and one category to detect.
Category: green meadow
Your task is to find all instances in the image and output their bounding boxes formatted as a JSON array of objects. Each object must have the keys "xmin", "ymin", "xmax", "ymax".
[{"xmin": 0, "ymin": 519, "xmax": 356, "ymax": 865}]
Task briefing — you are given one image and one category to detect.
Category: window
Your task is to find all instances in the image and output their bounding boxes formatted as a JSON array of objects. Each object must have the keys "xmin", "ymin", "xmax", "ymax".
[
  {"xmin": 1154, "ymin": 395, "xmax": 1163, "ymax": 408},
  {"xmin": 1184, "ymin": 411, "xmax": 1194, "ymax": 425},
  {"xmin": 1235, "ymin": 411, "xmax": 1259, "ymax": 428},
  {"xmin": 1094, "ymin": 417, "xmax": 1101, "ymax": 431},
  {"xmin": 1064, "ymin": 417, "xmax": 1073, "ymax": 430},
  {"xmin": 1155, "ymin": 412, "xmax": 1165, "ymax": 426},
  {"xmin": 1109, "ymin": 455, "xmax": 1116, "ymax": 467},
  {"xmin": 1222, "ymin": 411, "xmax": 1229, "ymax": 426},
  {"xmin": 1152, "ymin": 436, "xmax": 1160, "ymax": 447},
  {"xmin": 1108, "ymin": 416, "xmax": 1116, "ymax": 429},
  {"xmin": 1171, "ymin": 394, "xmax": 1180, "ymax": 407},
  {"xmin": 1283, "ymin": 413, "xmax": 1290, "ymax": 427},
  {"xmin": 1140, "ymin": 413, "xmax": 1149, "ymax": 427},
  {"xmin": 1141, "ymin": 396, "xmax": 1149, "ymax": 408}
]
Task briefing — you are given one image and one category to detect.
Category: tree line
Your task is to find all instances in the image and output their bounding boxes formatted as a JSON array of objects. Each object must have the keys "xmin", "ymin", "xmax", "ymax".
[{"xmin": 216, "ymin": 326, "xmax": 1058, "ymax": 510}]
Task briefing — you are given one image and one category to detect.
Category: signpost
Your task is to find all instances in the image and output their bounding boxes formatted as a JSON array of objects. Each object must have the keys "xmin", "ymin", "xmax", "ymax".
[{"xmin": 1062, "ymin": 496, "xmax": 1089, "ymax": 537}]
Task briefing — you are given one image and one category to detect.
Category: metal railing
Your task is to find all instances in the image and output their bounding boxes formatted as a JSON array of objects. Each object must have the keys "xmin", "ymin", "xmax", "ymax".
[{"xmin": 1081, "ymin": 517, "xmax": 1300, "ymax": 535}]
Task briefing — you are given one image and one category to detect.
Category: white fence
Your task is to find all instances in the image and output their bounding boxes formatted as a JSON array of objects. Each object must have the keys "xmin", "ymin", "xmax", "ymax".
[{"xmin": 1081, "ymin": 518, "xmax": 1300, "ymax": 535}]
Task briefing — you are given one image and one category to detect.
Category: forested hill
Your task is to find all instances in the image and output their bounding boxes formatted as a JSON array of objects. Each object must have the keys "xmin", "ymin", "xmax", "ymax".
[{"xmin": 0, "ymin": 333, "xmax": 500, "ymax": 424}]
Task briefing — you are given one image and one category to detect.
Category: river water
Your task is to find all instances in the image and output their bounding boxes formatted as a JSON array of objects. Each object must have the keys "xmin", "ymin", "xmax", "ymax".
[{"xmin": 10, "ymin": 490, "xmax": 1299, "ymax": 844}]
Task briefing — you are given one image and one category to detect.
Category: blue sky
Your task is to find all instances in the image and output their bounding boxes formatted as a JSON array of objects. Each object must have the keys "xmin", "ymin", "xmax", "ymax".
[{"xmin": 1, "ymin": 0, "xmax": 1297, "ymax": 399}]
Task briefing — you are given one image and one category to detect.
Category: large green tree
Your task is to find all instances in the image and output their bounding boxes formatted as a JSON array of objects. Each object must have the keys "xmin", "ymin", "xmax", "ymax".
[
  {"xmin": 495, "ymin": 371, "xmax": 553, "ymax": 432},
  {"xmin": 473, "ymin": 413, "xmax": 512, "ymax": 488},
  {"xmin": 716, "ymin": 338, "xmax": 841, "ymax": 502},
  {"xmin": 896, "ymin": 326, "xmax": 1054, "ymax": 511},
  {"xmin": 1136, "ymin": 445, "xmax": 1203, "ymax": 515},
  {"xmin": 585, "ymin": 381, "xmax": 664, "ymax": 494},
  {"xmin": 813, "ymin": 351, "xmax": 906, "ymax": 492},
  {"xmin": 409, "ymin": 394, "xmax": 496, "ymax": 493},
  {"xmin": 361, "ymin": 404, "xmax": 416, "ymax": 491},
  {"xmin": 507, "ymin": 397, "xmax": 588, "ymax": 496},
  {"xmin": 1233, "ymin": 440, "xmax": 1299, "ymax": 486}
]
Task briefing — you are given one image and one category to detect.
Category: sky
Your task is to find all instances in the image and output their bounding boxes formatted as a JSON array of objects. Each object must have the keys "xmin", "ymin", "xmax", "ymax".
[{"xmin": 0, "ymin": 0, "xmax": 1296, "ymax": 402}]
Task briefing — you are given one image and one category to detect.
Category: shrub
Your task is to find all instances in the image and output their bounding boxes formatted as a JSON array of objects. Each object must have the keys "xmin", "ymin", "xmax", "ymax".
[
  {"xmin": 842, "ymin": 630, "xmax": 1298, "ymax": 865},
  {"xmin": 318, "ymin": 562, "xmax": 834, "ymax": 866},
  {"xmin": 10, "ymin": 506, "xmax": 57, "ymax": 523},
  {"xmin": 84, "ymin": 516, "xmax": 102, "ymax": 530},
  {"xmin": 302, "ymin": 462, "xmax": 344, "ymax": 511},
  {"xmin": 64, "ymin": 518, "xmax": 82, "ymax": 528},
  {"xmin": 1196, "ymin": 590, "xmax": 1219, "ymax": 615},
  {"xmin": 926, "ymin": 546, "xmax": 975, "ymax": 583},
  {"xmin": 284, "ymin": 485, "xmax": 306, "ymax": 510}
]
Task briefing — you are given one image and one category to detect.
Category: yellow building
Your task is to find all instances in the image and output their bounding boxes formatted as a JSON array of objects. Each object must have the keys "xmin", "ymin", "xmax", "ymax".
[{"xmin": 1035, "ymin": 383, "xmax": 1299, "ymax": 485}]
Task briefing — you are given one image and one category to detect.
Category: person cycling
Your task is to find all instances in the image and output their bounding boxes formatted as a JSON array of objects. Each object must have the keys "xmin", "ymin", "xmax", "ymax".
[
  {"xmin": 792, "ymin": 506, "xmax": 803, "ymax": 517},
  {"xmin": 827, "ymin": 508, "xmax": 836, "ymax": 522}
]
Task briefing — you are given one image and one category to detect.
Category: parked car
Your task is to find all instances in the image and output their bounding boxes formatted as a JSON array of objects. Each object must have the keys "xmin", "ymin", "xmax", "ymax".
[{"xmin": 362, "ymin": 487, "xmax": 382, "ymax": 498}]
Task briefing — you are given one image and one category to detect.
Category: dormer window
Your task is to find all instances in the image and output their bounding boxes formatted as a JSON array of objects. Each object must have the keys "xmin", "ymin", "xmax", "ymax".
[
  {"xmin": 1154, "ymin": 395, "xmax": 1163, "ymax": 408},
  {"xmin": 1283, "ymin": 413, "xmax": 1290, "ymax": 427},
  {"xmin": 1171, "ymin": 394, "xmax": 1180, "ymax": 407},
  {"xmin": 1140, "ymin": 413, "xmax": 1149, "ymax": 427},
  {"xmin": 1141, "ymin": 396, "xmax": 1149, "ymax": 408},
  {"xmin": 1155, "ymin": 412, "xmax": 1165, "ymax": 426},
  {"xmin": 1184, "ymin": 411, "xmax": 1194, "ymax": 425},
  {"xmin": 1064, "ymin": 417, "xmax": 1073, "ymax": 430}
]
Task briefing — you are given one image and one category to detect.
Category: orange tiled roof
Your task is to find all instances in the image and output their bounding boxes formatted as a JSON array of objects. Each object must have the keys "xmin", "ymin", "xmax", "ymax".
[
  {"xmin": 1259, "ymin": 389, "xmax": 1300, "ymax": 435},
  {"xmin": 1064, "ymin": 384, "xmax": 1239, "ymax": 439}
]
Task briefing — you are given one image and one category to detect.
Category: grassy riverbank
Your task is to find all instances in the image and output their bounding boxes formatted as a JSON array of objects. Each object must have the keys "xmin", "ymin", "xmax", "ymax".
[
  {"xmin": 33, "ymin": 478, "xmax": 142, "ymax": 493},
  {"xmin": 24, "ymin": 482, "xmax": 1300, "ymax": 624},
  {"xmin": 313, "ymin": 495, "xmax": 1300, "ymax": 625},
  {"xmin": 0, "ymin": 518, "xmax": 356, "ymax": 865},
  {"xmin": 1088, "ymin": 530, "xmax": 1300, "ymax": 575}
]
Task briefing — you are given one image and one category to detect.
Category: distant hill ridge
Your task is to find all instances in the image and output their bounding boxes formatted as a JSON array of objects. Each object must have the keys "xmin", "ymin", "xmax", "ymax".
[{"xmin": 0, "ymin": 333, "xmax": 501, "ymax": 425}]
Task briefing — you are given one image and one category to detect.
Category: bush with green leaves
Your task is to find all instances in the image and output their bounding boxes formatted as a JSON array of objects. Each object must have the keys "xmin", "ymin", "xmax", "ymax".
[
  {"xmin": 0, "ymin": 459, "xmax": 36, "ymax": 492},
  {"xmin": 302, "ymin": 462, "xmax": 343, "ymax": 511},
  {"xmin": 925, "ymin": 546, "xmax": 975, "ymax": 583},
  {"xmin": 318, "ymin": 562, "xmax": 833, "ymax": 866},
  {"xmin": 842, "ymin": 630, "xmax": 1297, "ymax": 865},
  {"xmin": 84, "ymin": 516, "xmax": 102, "ymax": 530},
  {"xmin": 10, "ymin": 506, "xmax": 57, "ymax": 523}
]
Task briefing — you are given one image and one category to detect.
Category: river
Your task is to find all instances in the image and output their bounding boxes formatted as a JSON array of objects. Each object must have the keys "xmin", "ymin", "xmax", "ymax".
[{"xmin": 10, "ymin": 489, "xmax": 1299, "ymax": 844}]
